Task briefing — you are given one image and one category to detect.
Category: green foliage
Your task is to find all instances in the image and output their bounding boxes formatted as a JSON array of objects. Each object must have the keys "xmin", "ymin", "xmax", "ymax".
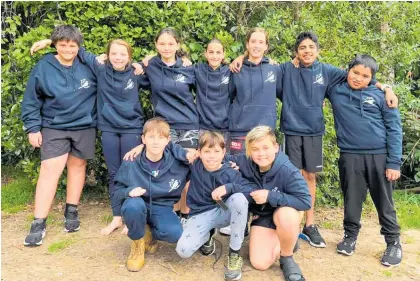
[
  {"xmin": 1, "ymin": 166, "xmax": 34, "ymax": 213},
  {"xmin": 2, "ymin": 2, "xmax": 420, "ymax": 206}
]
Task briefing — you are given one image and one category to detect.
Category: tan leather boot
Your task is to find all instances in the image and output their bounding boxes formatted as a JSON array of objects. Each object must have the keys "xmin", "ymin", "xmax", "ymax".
[
  {"xmin": 144, "ymin": 224, "xmax": 158, "ymax": 254},
  {"xmin": 126, "ymin": 238, "xmax": 145, "ymax": 271}
]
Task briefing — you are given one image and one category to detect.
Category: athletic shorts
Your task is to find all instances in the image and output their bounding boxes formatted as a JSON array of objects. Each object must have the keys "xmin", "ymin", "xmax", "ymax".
[
  {"xmin": 285, "ymin": 135, "xmax": 323, "ymax": 173},
  {"xmin": 40, "ymin": 128, "xmax": 96, "ymax": 161},
  {"xmin": 170, "ymin": 129, "xmax": 199, "ymax": 149},
  {"xmin": 250, "ymin": 214, "xmax": 276, "ymax": 230}
]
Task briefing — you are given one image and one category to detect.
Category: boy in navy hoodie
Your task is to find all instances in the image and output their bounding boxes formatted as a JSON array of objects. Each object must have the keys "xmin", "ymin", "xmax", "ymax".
[
  {"xmin": 327, "ymin": 55, "xmax": 402, "ymax": 267},
  {"xmin": 226, "ymin": 126, "xmax": 311, "ymax": 281},
  {"xmin": 176, "ymin": 131, "xmax": 258, "ymax": 281},
  {"xmin": 111, "ymin": 117, "xmax": 192, "ymax": 272},
  {"xmin": 21, "ymin": 25, "xmax": 97, "ymax": 247}
]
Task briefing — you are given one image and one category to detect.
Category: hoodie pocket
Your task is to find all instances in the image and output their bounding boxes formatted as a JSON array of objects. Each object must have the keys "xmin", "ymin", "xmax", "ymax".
[
  {"xmin": 283, "ymin": 106, "xmax": 324, "ymax": 134},
  {"xmin": 51, "ymin": 113, "xmax": 93, "ymax": 128},
  {"xmin": 154, "ymin": 100, "xmax": 195, "ymax": 124},
  {"xmin": 336, "ymin": 119, "xmax": 386, "ymax": 150},
  {"xmin": 101, "ymin": 102, "xmax": 141, "ymax": 128},
  {"xmin": 230, "ymin": 104, "xmax": 277, "ymax": 131}
]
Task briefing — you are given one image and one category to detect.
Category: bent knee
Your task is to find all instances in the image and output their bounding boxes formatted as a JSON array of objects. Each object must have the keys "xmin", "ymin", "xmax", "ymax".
[
  {"xmin": 250, "ymin": 258, "xmax": 273, "ymax": 271},
  {"xmin": 176, "ymin": 244, "xmax": 194, "ymax": 259},
  {"xmin": 273, "ymin": 207, "xmax": 301, "ymax": 228}
]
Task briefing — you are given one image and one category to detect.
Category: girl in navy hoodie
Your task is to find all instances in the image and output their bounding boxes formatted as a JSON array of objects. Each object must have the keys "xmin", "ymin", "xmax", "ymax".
[
  {"xmin": 228, "ymin": 28, "xmax": 283, "ymax": 155},
  {"xmin": 30, "ymin": 38, "xmax": 150, "ymax": 235}
]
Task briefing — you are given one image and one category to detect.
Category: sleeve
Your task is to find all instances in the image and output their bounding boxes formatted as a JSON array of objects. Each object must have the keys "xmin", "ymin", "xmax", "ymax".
[
  {"xmin": 267, "ymin": 168, "xmax": 312, "ymax": 211},
  {"xmin": 77, "ymin": 47, "xmax": 102, "ymax": 75},
  {"xmin": 167, "ymin": 142, "xmax": 190, "ymax": 165},
  {"xmin": 381, "ymin": 101, "xmax": 403, "ymax": 170},
  {"xmin": 223, "ymin": 153, "xmax": 247, "ymax": 167},
  {"xmin": 135, "ymin": 74, "xmax": 151, "ymax": 90},
  {"xmin": 111, "ymin": 161, "xmax": 138, "ymax": 210},
  {"xmin": 276, "ymin": 63, "xmax": 286, "ymax": 101},
  {"xmin": 326, "ymin": 64, "xmax": 347, "ymax": 93},
  {"xmin": 21, "ymin": 66, "xmax": 43, "ymax": 133},
  {"xmin": 223, "ymin": 169, "xmax": 258, "ymax": 202}
]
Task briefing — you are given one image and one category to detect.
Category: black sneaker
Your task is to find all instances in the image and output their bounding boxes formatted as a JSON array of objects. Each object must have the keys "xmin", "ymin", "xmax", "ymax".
[
  {"xmin": 200, "ymin": 230, "xmax": 216, "ymax": 256},
  {"xmin": 24, "ymin": 219, "xmax": 46, "ymax": 247},
  {"xmin": 381, "ymin": 240, "xmax": 402, "ymax": 267},
  {"xmin": 336, "ymin": 235, "xmax": 356, "ymax": 256},
  {"xmin": 280, "ymin": 256, "xmax": 305, "ymax": 281},
  {"xmin": 301, "ymin": 224, "xmax": 326, "ymax": 248},
  {"xmin": 225, "ymin": 252, "xmax": 243, "ymax": 280},
  {"xmin": 64, "ymin": 205, "xmax": 80, "ymax": 232}
]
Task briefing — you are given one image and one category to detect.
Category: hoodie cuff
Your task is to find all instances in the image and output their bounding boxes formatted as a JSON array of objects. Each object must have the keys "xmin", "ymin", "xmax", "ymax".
[
  {"xmin": 267, "ymin": 191, "xmax": 281, "ymax": 208},
  {"xmin": 26, "ymin": 126, "xmax": 41, "ymax": 134},
  {"xmin": 124, "ymin": 186, "xmax": 137, "ymax": 198},
  {"xmin": 386, "ymin": 163, "xmax": 401, "ymax": 171},
  {"xmin": 224, "ymin": 183, "xmax": 233, "ymax": 195}
]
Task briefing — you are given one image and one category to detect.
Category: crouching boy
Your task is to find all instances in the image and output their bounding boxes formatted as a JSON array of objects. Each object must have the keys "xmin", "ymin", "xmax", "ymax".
[
  {"xmin": 176, "ymin": 131, "xmax": 258, "ymax": 281},
  {"xmin": 112, "ymin": 118, "xmax": 191, "ymax": 272}
]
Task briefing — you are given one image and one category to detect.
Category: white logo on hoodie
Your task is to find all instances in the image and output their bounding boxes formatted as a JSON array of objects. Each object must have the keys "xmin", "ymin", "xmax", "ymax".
[
  {"xmin": 363, "ymin": 96, "xmax": 375, "ymax": 105},
  {"xmin": 169, "ymin": 179, "xmax": 181, "ymax": 192},
  {"xmin": 265, "ymin": 71, "xmax": 276, "ymax": 83},
  {"xmin": 220, "ymin": 76, "xmax": 230, "ymax": 85},
  {"xmin": 313, "ymin": 73, "xmax": 324, "ymax": 85},
  {"xmin": 78, "ymin": 79, "xmax": 90, "ymax": 89},
  {"xmin": 125, "ymin": 79, "xmax": 135, "ymax": 90},
  {"xmin": 174, "ymin": 74, "xmax": 186, "ymax": 83}
]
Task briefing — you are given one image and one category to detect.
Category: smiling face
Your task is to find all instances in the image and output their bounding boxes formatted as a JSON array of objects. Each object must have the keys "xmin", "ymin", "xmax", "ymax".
[
  {"xmin": 347, "ymin": 64, "xmax": 373, "ymax": 90},
  {"xmin": 155, "ymin": 33, "xmax": 179, "ymax": 63},
  {"xmin": 246, "ymin": 31, "xmax": 268, "ymax": 62},
  {"xmin": 199, "ymin": 144, "xmax": 225, "ymax": 172},
  {"xmin": 249, "ymin": 136, "xmax": 279, "ymax": 172},
  {"xmin": 108, "ymin": 43, "xmax": 130, "ymax": 71},
  {"xmin": 142, "ymin": 130, "xmax": 170, "ymax": 157},
  {"xmin": 55, "ymin": 40, "xmax": 79, "ymax": 65},
  {"xmin": 205, "ymin": 42, "xmax": 224, "ymax": 70},
  {"xmin": 296, "ymin": 38, "xmax": 319, "ymax": 67}
]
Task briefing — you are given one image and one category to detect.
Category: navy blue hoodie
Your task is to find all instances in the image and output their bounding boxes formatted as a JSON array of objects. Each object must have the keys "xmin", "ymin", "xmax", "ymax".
[
  {"xmin": 146, "ymin": 56, "xmax": 198, "ymax": 130},
  {"xmin": 228, "ymin": 57, "xmax": 283, "ymax": 136},
  {"xmin": 78, "ymin": 49, "xmax": 150, "ymax": 134},
  {"xmin": 187, "ymin": 159, "xmax": 258, "ymax": 216},
  {"xmin": 194, "ymin": 63, "xmax": 231, "ymax": 131},
  {"xmin": 278, "ymin": 61, "xmax": 348, "ymax": 136},
  {"xmin": 327, "ymin": 83, "xmax": 402, "ymax": 170},
  {"xmin": 111, "ymin": 142, "xmax": 191, "ymax": 213},
  {"xmin": 21, "ymin": 53, "xmax": 97, "ymax": 133},
  {"xmin": 225, "ymin": 152, "xmax": 311, "ymax": 216}
]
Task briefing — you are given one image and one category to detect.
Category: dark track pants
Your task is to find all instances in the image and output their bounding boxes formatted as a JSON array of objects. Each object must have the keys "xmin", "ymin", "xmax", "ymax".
[{"xmin": 338, "ymin": 153, "xmax": 400, "ymax": 243}]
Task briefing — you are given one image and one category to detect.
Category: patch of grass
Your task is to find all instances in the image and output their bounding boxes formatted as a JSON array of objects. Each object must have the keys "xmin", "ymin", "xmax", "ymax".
[
  {"xmin": 1, "ymin": 166, "xmax": 35, "ymax": 213},
  {"xmin": 47, "ymin": 238, "xmax": 76, "ymax": 253},
  {"xmin": 382, "ymin": 270, "xmax": 392, "ymax": 278},
  {"xmin": 101, "ymin": 214, "xmax": 113, "ymax": 224},
  {"xmin": 319, "ymin": 220, "xmax": 340, "ymax": 230},
  {"xmin": 394, "ymin": 191, "xmax": 420, "ymax": 230}
]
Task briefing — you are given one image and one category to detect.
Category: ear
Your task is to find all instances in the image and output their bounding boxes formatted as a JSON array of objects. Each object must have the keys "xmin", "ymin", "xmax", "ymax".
[
  {"xmin": 274, "ymin": 143, "xmax": 280, "ymax": 153},
  {"xmin": 141, "ymin": 135, "xmax": 145, "ymax": 143}
]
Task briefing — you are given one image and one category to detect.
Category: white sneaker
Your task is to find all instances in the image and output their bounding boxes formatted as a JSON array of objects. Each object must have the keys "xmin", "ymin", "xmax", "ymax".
[{"xmin": 219, "ymin": 225, "xmax": 231, "ymax": 236}]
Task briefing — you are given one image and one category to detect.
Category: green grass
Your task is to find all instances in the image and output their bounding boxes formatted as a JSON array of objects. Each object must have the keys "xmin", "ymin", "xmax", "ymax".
[
  {"xmin": 393, "ymin": 191, "xmax": 420, "ymax": 230},
  {"xmin": 47, "ymin": 238, "xmax": 76, "ymax": 253},
  {"xmin": 382, "ymin": 270, "xmax": 392, "ymax": 278},
  {"xmin": 101, "ymin": 213, "xmax": 113, "ymax": 224},
  {"xmin": 1, "ymin": 166, "xmax": 35, "ymax": 213}
]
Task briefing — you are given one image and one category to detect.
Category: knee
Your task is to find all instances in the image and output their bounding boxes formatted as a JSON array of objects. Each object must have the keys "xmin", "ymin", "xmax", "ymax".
[
  {"xmin": 157, "ymin": 224, "xmax": 182, "ymax": 243},
  {"xmin": 273, "ymin": 207, "xmax": 301, "ymax": 229},
  {"xmin": 176, "ymin": 241, "xmax": 194, "ymax": 259},
  {"xmin": 250, "ymin": 257, "xmax": 272, "ymax": 271},
  {"xmin": 122, "ymin": 198, "xmax": 146, "ymax": 216}
]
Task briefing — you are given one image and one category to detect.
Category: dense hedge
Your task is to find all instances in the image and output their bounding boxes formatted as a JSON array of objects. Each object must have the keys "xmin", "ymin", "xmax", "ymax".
[{"xmin": 2, "ymin": 2, "xmax": 419, "ymax": 204}]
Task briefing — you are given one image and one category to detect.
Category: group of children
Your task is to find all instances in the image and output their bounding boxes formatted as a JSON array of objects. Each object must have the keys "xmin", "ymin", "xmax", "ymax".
[{"xmin": 21, "ymin": 24, "xmax": 403, "ymax": 281}]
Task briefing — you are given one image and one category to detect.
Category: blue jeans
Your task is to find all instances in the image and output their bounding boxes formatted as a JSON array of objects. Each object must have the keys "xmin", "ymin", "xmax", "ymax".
[
  {"xmin": 101, "ymin": 131, "xmax": 141, "ymax": 216},
  {"xmin": 121, "ymin": 197, "xmax": 183, "ymax": 243}
]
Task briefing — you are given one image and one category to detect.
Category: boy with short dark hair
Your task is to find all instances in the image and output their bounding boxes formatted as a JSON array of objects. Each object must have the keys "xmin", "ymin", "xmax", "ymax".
[
  {"xmin": 327, "ymin": 54, "xmax": 403, "ymax": 267},
  {"xmin": 21, "ymin": 25, "xmax": 97, "ymax": 246}
]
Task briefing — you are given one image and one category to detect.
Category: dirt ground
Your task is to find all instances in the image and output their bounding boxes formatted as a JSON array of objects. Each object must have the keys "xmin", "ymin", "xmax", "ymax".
[{"xmin": 2, "ymin": 203, "xmax": 419, "ymax": 281}]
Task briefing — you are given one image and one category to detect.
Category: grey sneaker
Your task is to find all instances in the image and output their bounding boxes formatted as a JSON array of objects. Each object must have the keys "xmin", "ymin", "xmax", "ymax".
[
  {"xmin": 224, "ymin": 252, "xmax": 243, "ymax": 280},
  {"xmin": 200, "ymin": 230, "xmax": 216, "ymax": 256},
  {"xmin": 24, "ymin": 219, "xmax": 46, "ymax": 247},
  {"xmin": 64, "ymin": 205, "xmax": 80, "ymax": 232},
  {"xmin": 381, "ymin": 240, "xmax": 402, "ymax": 267},
  {"xmin": 336, "ymin": 235, "xmax": 356, "ymax": 256}
]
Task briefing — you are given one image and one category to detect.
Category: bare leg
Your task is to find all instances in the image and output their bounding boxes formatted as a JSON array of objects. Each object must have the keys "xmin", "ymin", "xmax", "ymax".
[
  {"xmin": 301, "ymin": 170, "xmax": 316, "ymax": 226},
  {"xmin": 249, "ymin": 226, "xmax": 280, "ymax": 270},
  {"xmin": 273, "ymin": 207, "xmax": 302, "ymax": 257},
  {"xmin": 66, "ymin": 154, "xmax": 87, "ymax": 205}
]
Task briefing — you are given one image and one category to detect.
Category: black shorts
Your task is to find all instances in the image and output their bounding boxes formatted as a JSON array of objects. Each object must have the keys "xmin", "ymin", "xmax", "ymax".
[
  {"xmin": 250, "ymin": 214, "xmax": 276, "ymax": 230},
  {"xmin": 170, "ymin": 129, "xmax": 199, "ymax": 149},
  {"xmin": 285, "ymin": 135, "xmax": 323, "ymax": 173},
  {"xmin": 228, "ymin": 135, "xmax": 246, "ymax": 155},
  {"xmin": 40, "ymin": 128, "xmax": 96, "ymax": 161}
]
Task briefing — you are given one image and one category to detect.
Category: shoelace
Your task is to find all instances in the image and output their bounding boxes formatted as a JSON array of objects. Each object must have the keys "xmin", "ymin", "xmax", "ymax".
[
  {"xmin": 131, "ymin": 241, "xmax": 144, "ymax": 259},
  {"xmin": 30, "ymin": 221, "xmax": 45, "ymax": 233},
  {"xmin": 343, "ymin": 235, "xmax": 355, "ymax": 245},
  {"xmin": 385, "ymin": 242, "xmax": 400, "ymax": 257}
]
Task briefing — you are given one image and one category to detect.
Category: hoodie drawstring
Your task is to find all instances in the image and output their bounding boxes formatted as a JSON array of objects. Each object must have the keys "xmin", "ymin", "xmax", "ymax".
[
  {"xmin": 148, "ymin": 175, "xmax": 153, "ymax": 218},
  {"xmin": 205, "ymin": 69, "xmax": 209, "ymax": 100},
  {"xmin": 359, "ymin": 91, "xmax": 365, "ymax": 117}
]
